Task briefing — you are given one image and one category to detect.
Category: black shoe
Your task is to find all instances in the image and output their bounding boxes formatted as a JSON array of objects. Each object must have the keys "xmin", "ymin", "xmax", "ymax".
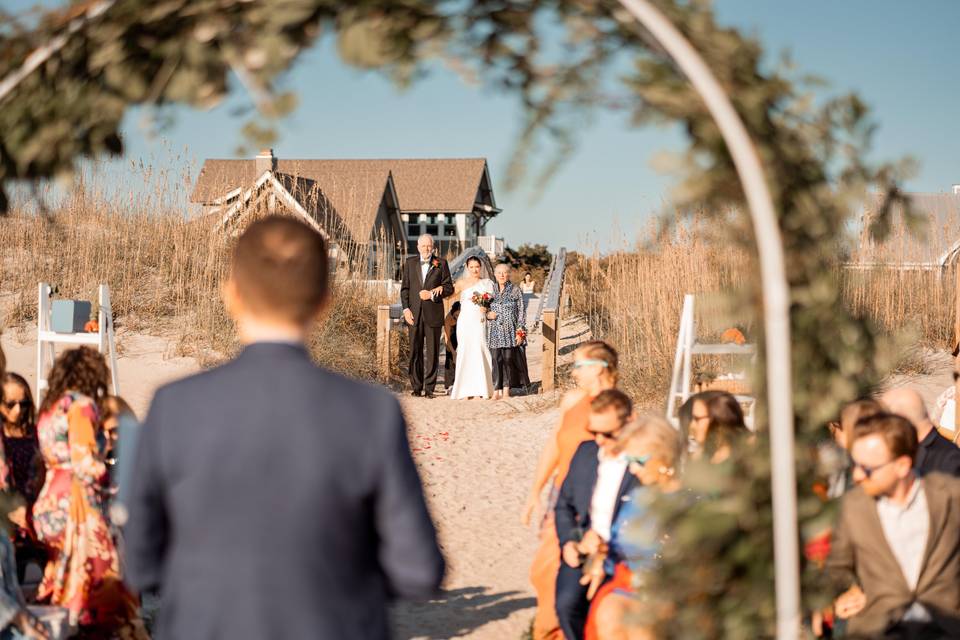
[
  {"xmin": 423, "ymin": 391, "xmax": 435, "ymax": 399},
  {"xmin": 410, "ymin": 390, "xmax": 422, "ymax": 397}
]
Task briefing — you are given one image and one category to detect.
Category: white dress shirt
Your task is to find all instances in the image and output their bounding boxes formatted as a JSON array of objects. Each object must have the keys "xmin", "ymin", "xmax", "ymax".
[
  {"xmin": 420, "ymin": 257, "xmax": 431, "ymax": 283},
  {"xmin": 876, "ymin": 478, "xmax": 931, "ymax": 622},
  {"xmin": 589, "ymin": 450, "xmax": 628, "ymax": 542}
]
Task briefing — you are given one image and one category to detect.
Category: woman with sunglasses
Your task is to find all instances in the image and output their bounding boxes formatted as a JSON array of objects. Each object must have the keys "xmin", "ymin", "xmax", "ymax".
[
  {"xmin": 523, "ymin": 340, "xmax": 619, "ymax": 640},
  {"xmin": 583, "ymin": 414, "xmax": 685, "ymax": 640},
  {"xmin": 0, "ymin": 373, "xmax": 47, "ymax": 584}
]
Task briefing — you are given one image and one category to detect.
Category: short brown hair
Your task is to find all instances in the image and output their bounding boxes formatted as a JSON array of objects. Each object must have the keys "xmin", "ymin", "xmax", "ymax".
[
  {"xmin": 232, "ymin": 216, "xmax": 330, "ymax": 323},
  {"xmin": 590, "ymin": 389, "xmax": 632, "ymax": 425},
  {"xmin": 574, "ymin": 340, "xmax": 619, "ymax": 384},
  {"xmin": 852, "ymin": 412, "xmax": 918, "ymax": 462}
]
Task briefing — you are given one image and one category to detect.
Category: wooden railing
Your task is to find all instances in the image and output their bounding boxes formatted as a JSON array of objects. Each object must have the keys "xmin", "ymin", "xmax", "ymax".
[{"xmin": 539, "ymin": 247, "xmax": 568, "ymax": 392}]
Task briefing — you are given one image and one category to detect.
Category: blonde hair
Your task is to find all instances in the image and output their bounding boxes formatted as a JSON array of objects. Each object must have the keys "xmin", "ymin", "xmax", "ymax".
[
  {"xmin": 573, "ymin": 340, "xmax": 619, "ymax": 384},
  {"xmin": 616, "ymin": 413, "xmax": 684, "ymax": 470}
]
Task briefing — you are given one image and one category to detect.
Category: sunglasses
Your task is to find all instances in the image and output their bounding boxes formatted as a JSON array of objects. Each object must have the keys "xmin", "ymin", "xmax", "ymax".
[
  {"xmin": 2, "ymin": 400, "xmax": 29, "ymax": 411},
  {"xmin": 587, "ymin": 427, "xmax": 622, "ymax": 442},
  {"xmin": 853, "ymin": 458, "xmax": 898, "ymax": 479},
  {"xmin": 573, "ymin": 359, "xmax": 610, "ymax": 370},
  {"xmin": 625, "ymin": 454, "xmax": 651, "ymax": 467}
]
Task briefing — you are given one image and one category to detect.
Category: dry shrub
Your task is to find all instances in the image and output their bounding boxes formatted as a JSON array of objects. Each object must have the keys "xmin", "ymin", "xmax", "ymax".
[
  {"xmin": 570, "ymin": 219, "xmax": 956, "ymax": 408},
  {"xmin": 0, "ymin": 165, "xmax": 394, "ymax": 381}
]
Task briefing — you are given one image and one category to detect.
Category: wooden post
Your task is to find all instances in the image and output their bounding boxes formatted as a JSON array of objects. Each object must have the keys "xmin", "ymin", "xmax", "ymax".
[
  {"xmin": 376, "ymin": 305, "xmax": 392, "ymax": 382},
  {"xmin": 953, "ymin": 264, "xmax": 960, "ymax": 442},
  {"xmin": 542, "ymin": 308, "xmax": 558, "ymax": 392}
]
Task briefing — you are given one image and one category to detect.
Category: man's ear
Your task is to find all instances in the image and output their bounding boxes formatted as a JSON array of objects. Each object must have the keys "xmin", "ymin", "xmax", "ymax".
[{"xmin": 221, "ymin": 276, "xmax": 242, "ymax": 320}]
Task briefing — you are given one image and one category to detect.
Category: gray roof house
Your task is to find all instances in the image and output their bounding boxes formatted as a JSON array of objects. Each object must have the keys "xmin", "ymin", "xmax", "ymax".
[{"xmin": 190, "ymin": 151, "xmax": 501, "ymax": 275}]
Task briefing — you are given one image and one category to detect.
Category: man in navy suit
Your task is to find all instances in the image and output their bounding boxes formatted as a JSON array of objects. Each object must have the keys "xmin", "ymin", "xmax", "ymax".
[
  {"xmin": 124, "ymin": 216, "xmax": 444, "ymax": 639},
  {"xmin": 554, "ymin": 390, "xmax": 638, "ymax": 640}
]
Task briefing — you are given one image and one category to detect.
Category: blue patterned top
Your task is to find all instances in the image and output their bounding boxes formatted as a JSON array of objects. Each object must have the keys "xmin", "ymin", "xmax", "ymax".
[{"xmin": 487, "ymin": 281, "xmax": 526, "ymax": 349}]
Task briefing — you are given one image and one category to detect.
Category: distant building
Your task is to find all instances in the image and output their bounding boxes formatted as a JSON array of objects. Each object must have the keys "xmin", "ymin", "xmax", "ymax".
[
  {"xmin": 850, "ymin": 187, "xmax": 960, "ymax": 271},
  {"xmin": 190, "ymin": 150, "xmax": 502, "ymax": 277}
]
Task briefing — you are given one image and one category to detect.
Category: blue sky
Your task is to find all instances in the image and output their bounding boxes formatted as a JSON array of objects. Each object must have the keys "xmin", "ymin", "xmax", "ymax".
[{"xmin": 11, "ymin": 1, "xmax": 960, "ymax": 251}]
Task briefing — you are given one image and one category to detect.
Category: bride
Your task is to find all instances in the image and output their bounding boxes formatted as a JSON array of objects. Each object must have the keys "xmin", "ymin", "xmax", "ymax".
[{"xmin": 449, "ymin": 256, "xmax": 495, "ymax": 400}]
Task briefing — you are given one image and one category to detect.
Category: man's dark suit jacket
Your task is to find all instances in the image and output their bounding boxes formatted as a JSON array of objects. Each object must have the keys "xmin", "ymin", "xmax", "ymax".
[
  {"xmin": 555, "ymin": 441, "xmax": 639, "ymax": 547},
  {"xmin": 916, "ymin": 428, "xmax": 960, "ymax": 477},
  {"xmin": 400, "ymin": 255, "xmax": 454, "ymax": 328},
  {"xmin": 124, "ymin": 343, "xmax": 445, "ymax": 639},
  {"xmin": 826, "ymin": 473, "xmax": 960, "ymax": 638}
]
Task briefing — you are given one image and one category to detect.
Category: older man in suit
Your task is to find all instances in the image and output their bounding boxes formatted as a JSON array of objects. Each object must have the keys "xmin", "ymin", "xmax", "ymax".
[
  {"xmin": 124, "ymin": 216, "xmax": 444, "ymax": 639},
  {"xmin": 554, "ymin": 390, "xmax": 638, "ymax": 640},
  {"xmin": 828, "ymin": 412, "xmax": 960, "ymax": 639},
  {"xmin": 400, "ymin": 234, "xmax": 454, "ymax": 398}
]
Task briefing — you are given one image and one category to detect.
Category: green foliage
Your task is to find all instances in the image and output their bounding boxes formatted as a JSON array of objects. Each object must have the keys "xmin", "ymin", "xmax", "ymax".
[
  {"xmin": 503, "ymin": 243, "xmax": 552, "ymax": 269},
  {"xmin": 0, "ymin": 0, "xmax": 917, "ymax": 634}
]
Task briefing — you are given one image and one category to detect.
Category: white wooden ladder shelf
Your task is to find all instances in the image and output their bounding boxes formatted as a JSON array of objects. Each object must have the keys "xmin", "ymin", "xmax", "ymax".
[
  {"xmin": 666, "ymin": 294, "xmax": 756, "ymax": 430},
  {"xmin": 36, "ymin": 283, "xmax": 119, "ymax": 404}
]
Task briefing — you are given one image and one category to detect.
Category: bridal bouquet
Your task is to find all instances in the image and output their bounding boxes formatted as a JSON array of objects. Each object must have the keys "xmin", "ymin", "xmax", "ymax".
[{"xmin": 471, "ymin": 291, "xmax": 492, "ymax": 308}]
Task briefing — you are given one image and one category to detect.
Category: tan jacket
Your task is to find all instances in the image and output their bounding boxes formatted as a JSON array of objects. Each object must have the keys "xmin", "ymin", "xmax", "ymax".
[{"xmin": 826, "ymin": 473, "xmax": 960, "ymax": 638}]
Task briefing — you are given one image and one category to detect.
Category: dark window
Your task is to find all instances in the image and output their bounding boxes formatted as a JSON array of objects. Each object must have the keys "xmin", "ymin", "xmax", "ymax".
[
  {"xmin": 407, "ymin": 222, "xmax": 420, "ymax": 236},
  {"xmin": 445, "ymin": 214, "xmax": 456, "ymax": 225},
  {"xmin": 444, "ymin": 226, "xmax": 458, "ymax": 237},
  {"xmin": 427, "ymin": 214, "xmax": 438, "ymax": 224},
  {"xmin": 426, "ymin": 224, "xmax": 439, "ymax": 236}
]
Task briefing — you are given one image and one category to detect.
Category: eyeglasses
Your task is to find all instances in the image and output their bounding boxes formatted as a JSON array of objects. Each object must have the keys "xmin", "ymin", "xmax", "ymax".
[
  {"xmin": 2, "ymin": 400, "xmax": 29, "ymax": 411},
  {"xmin": 853, "ymin": 459, "xmax": 898, "ymax": 479},
  {"xmin": 573, "ymin": 359, "xmax": 610, "ymax": 370}
]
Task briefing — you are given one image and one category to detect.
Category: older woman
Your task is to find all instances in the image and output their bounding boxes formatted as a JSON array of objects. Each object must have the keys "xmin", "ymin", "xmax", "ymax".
[
  {"xmin": 487, "ymin": 263, "xmax": 527, "ymax": 400},
  {"xmin": 584, "ymin": 415, "xmax": 686, "ymax": 640}
]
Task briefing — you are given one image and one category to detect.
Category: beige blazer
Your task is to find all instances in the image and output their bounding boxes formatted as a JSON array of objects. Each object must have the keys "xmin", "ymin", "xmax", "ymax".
[{"xmin": 826, "ymin": 473, "xmax": 960, "ymax": 638}]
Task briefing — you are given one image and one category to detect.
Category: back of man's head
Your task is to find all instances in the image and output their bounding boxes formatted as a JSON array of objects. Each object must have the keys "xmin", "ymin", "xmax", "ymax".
[
  {"xmin": 880, "ymin": 388, "xmax": 930, "ymax": 430},
  {"xmin": 231, "ymin": 216, "xmax": 329, "ymax": 324}
]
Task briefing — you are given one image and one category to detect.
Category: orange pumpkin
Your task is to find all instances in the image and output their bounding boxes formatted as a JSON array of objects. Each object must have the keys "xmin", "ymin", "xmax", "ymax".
[
  {"xmin": 84, "ymin": 320, "xmax": 99, "ymax": 333},
  {"xmin": 720, "ymin": 327, "xmax": 746, "ymax": 345}
]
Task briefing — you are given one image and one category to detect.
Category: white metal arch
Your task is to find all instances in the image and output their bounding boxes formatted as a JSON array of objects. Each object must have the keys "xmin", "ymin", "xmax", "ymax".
[{"xmin": 615, "ymin": 1, "xmax": 799, "ymax": 637}]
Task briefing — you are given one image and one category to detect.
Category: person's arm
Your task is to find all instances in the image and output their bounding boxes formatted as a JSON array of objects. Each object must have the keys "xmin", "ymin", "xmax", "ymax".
[
  {"xmin": 514, "ymin": 286, "xmax": 526, "ymax": 344},
  {"xmin": 66, "ymin": 400, "xmax": 107, "ymax": 486},
  {"xmin": 439, "ymin": 260, "xmax": 454, "ymax": 299},
  {"xmin": 400, "ymin": 259, "xmax": 411, "ymax": 311},
  {"xmin": 554, "ymin": 449, "xmax": 583, "ymax": 548},
  {"xmin": 522, "ymin": 435, "xmax": 559, "ymax": 524},
  {"xmin": 375, "ymin": 399, "xmax": 445, "ymax": 598},
  {"xmin": 824, "ymin": 498, "xmax": 857, "ymax": 599},
  {"xmin": 123, "ymin": 390, "xmax": 170, "ymax": 593}
]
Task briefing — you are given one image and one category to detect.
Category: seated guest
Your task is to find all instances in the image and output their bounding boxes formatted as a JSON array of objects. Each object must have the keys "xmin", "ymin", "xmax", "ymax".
[
  {"xmin": 827, "ymin": 412, "xmax": 960, "ymax": 638},
  {"xmin": 688, "ymin": 391, "xmax": 749, "ymax": 463},
  {"xmin": 0, "ymin": 522, "xmax": 50, "ymax": 640},
  {"xmin": 826, "ymin": 398, "xmax": 884, "ymax": 498},
  {"xmin": 555, "ymin": 389, "xmax": 638, "ymax": 640},
  {"xmin": 0, "ymin": 374, "xmax": 46, "ymax": 583},
  {"xmin": 585, "ymin": 414, "xmax": 685, "ymax": 640},
  {"xmin": 881, "ymin": 387, "xmax": 960, "ymax": 477},
  {"xmin": 125, "ymin": 216, "xmax": 444, "ymax": 639}
]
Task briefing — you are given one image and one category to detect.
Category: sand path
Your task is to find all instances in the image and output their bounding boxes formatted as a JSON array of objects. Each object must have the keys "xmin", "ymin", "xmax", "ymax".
[{"xmin": 2, "ymin": 299, "xmax": 590, "ymax": 640}]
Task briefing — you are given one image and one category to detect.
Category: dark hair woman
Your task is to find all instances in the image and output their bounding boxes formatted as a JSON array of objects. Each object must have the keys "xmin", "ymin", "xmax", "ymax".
[
  {"xmin": 0, "ymin": 373, "xmax": 47, "ymax": 583},
  {"xmin": 32, "ymin": 347, "xmax": 147, "ymax": 637},
  {"xmin": 689, "ymin": 390, "xmax": 748, "ymax": 462}
]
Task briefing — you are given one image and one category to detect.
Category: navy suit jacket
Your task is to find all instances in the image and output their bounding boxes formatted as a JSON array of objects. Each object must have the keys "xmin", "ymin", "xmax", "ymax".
[
  {"xmin": 124, "ymin": 343, "xmax": 444, "ymax": 639},
  {"xmin": 555, "ymin": 441, "xmax": 639, "ymax": 547},
  {"xmin": 916, "ymin": 428, "xmax": 960, "ymax": 477}
]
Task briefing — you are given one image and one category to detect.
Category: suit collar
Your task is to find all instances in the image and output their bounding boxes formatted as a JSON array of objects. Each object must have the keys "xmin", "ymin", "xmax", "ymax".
[{"xmin": 238, "ymin": 341, "xmax": 310, "ymax": 359}]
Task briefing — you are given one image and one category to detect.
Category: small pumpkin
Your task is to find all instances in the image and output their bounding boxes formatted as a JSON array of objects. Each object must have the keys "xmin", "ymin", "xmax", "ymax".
[
  {"xmin": 720, "ymin": 327, "xmax": 746, "ymax": 345},
  {"xmin": 84, "ymin": 320, "xmax": 99, "ymax": 333}
]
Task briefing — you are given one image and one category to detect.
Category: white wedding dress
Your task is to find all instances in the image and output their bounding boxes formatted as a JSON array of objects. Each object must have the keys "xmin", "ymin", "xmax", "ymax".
[{"xmin": 450, "ymin": 279, "xmax": 495, "ymax": 400}]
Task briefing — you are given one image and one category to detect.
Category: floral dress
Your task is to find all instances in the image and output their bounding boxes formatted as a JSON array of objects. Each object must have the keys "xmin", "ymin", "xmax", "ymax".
[
  {"xmin": 488, "ymin": 281, "xmax": 526, "ymax": 349},
  {"xmin": 32, "ymin": 393, "xmax": 147, "ymax": 638}
]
